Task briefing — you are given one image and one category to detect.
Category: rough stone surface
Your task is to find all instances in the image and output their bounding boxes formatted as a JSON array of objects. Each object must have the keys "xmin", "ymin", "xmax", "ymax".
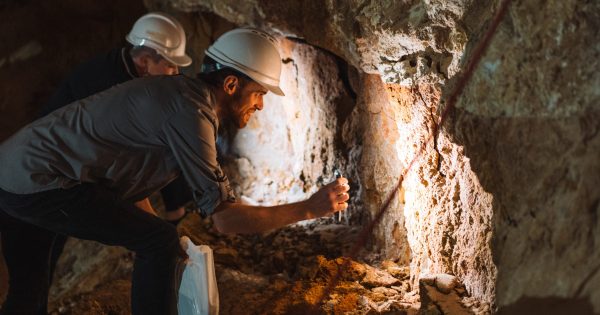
[
  {"xmin": 150, "ymin": 0, "xmax": 600, "ymax": 312},
  {"xmin": 389, "ymin": 82, "xmax": 496, "ymax": 307},
  {"xmin": 344, "ymin": 74, "xmax": 411, "ymax": 263},
  {"xmin": 149, "ymin": 0, "xmax": 480, "ymax": 84},
  {"xmin": 1, "ymin": 0, "xmax": 598, "ymax": 313},
  {"xmin": 419, "ymin": 273, "xmax": 481, "ymax": 315},
  {"xmin": 449, "ymin": 0, "xmax": 600, "ymax": 312}
]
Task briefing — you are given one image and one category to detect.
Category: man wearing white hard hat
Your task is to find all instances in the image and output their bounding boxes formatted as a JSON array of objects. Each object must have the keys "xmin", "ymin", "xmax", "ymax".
[
  {"xmin": 39, "ymin": 12, "xmax": 194, "ymax": 215},
  {"xmin": 0, "ymin": 28, "xmax": 349, "ymax": 314},
  {"xmin": 38, "ymin": 12, "xmax": 194, "ymax": 224},
  {"xmin": 40, "ymin": 12, "xmax": 192, "ymax": 116},
  {"xmin": 0, "ymin": 12, "xmax": 192, "ymax": 315},
  {"xmin": 28, "ymin": 11, "xmax": 194, "ymax": 309}
]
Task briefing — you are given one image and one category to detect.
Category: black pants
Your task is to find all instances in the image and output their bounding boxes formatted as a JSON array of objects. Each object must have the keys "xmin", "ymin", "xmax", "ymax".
[
  {"xmin": 42, "ymin": 176, "xmax": 193, "ymax": 299},
  {"xmin": 0, "ymin": 184, "xmax": 180, "ymax": 315},
  {"xmin": 45, "ymin": 176, "xmax": 193, "ymax": 300},
  {"xmin": 161, "ymin": 176, "xmax": 192, "ymax": 213}
]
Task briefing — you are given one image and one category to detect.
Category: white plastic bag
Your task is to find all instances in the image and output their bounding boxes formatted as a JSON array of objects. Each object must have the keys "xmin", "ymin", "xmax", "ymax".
[{"xmin": 178, "ymin": 236, "xmax": 219, "ymax": 315}]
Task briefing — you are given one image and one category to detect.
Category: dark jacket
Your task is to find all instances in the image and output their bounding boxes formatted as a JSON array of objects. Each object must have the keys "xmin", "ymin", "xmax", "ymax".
[{"xmin": 38, "ymin": 47, "xmax": 138, "ymax": 117}]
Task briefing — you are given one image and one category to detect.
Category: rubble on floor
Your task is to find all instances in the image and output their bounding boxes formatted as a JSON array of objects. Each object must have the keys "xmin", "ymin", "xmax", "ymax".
[{"xmin": 49, "ymin": 213, "xmax": 487, "ymax": 314}]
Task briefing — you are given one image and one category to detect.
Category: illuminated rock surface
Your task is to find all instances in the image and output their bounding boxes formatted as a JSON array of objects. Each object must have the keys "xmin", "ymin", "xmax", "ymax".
[{"xmin": 1, "ymin": 0, "xmax": 598, "ymax": 314}]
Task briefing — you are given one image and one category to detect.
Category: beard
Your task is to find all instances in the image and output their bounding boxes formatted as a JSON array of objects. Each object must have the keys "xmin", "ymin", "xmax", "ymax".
[{"xmin": 226, "ymin": 90, "xmax": 248, "ymax": 128}]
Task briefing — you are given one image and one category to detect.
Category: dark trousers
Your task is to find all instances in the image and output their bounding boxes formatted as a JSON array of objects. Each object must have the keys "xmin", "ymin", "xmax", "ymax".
[
  {"xmin": 45, "ymin": 176, "xmax": 193, "ymax": 303},
  {"xmin": 161, "ymin": 176, "xmax": 192, "ymax": 213},
  {"xmin": 0, "ymin": 184, "xmax": 180, "ymax": 315}
]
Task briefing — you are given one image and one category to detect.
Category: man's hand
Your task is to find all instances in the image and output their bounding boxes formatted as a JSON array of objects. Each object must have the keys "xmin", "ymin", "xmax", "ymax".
[
  {"xmin": 212, "ymin": 177, "xmax": 351, "ymax": 234},
  {"xmin": 306, "ymin": 177, "xmax": 350, "ymax": 218}
]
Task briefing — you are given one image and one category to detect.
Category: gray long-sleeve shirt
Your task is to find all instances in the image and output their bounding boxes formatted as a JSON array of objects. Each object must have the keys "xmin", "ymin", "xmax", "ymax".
[{"xmin": 0, "ymin": 75, "xmax": 235, "ymax": 216}]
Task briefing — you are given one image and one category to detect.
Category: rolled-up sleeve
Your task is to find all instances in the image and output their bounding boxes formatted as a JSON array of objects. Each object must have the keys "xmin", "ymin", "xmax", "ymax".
[{"xmin": 162, "ymin": 104, "xmax": 235, "ymax": 217}]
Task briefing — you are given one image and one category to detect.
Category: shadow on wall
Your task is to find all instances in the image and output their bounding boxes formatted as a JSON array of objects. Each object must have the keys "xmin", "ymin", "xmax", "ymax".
[
  {"xmin": 446, "ymin": 108, "xmax": 600, "ymax": 312},
  {"xmin": 441, "ymin": 0, "xmax": 600, "ymax": 310},
  {"xmin": 497, "ymin": 296, "xmax": 597, "ymax": 315},
  {"xmin": 0, "ymin": 0, "xmax": 146, "ymax": 142}
]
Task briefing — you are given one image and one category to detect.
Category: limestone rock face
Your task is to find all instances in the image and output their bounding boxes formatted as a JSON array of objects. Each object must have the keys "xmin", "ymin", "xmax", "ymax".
[
  {"xmin": 151, "ymin": 0, "xmax": 600, "ymax": 311},
  {"xmin": 346, "ymin": 74, "xmax": 411, "ymax": 263},
  {"xmin": 0, "ymin": 0, "xmax": 596, "ymax": 313},
  {"xmin": 451, "ymin": 1, "xmax": 600, "ymax": 312},
  {"xmin": 148, "ymin": 0, "xmax": 479, "ymax": 84},
  {"xmin": 451, "ymin": 0, "xmax": 600, "ymax": 310}
]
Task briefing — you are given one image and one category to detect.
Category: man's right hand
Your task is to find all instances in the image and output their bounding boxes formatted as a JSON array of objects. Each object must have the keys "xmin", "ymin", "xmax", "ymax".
[
  {"xmin": 212, "ymin": 177, "xmax": 351, "ymax": 234},
  {"xmin": 307, "ymin": 177, "xmax": 350, "ymax": 217}
]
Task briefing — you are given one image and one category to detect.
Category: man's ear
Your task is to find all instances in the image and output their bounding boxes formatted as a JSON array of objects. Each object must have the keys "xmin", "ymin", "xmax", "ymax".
[
  {"xmin": 132, "ymin": 55, "xmax": 150, "ymax": 76},
  {"xmin": 223, "ymin": 75, "xmax": 239, "ymax": 96}
]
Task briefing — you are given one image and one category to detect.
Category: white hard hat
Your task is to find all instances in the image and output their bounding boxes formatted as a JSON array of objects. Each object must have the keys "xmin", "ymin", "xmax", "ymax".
[
  {"xmin": 126, "ymin": 12, "xmax": 192, "ymax": 67},
  {"xmin": 205, "ymin": 28, "xmax": 285, "ymax": 96}
]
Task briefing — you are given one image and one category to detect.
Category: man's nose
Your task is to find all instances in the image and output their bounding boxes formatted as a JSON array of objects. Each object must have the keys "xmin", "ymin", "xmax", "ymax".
[{"xmin": 255, "ymin": 97, "xmax": 264, "ymax": 110}]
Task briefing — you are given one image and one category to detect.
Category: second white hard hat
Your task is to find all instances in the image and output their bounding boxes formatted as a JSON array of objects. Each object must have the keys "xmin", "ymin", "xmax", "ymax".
[
  {"xmin": 126, "ymin": 12, "xmax": 192, "ymax": 67},
  {"xmin": 205, "ymin": 28, "xmax": 285, "ymax": 96}
]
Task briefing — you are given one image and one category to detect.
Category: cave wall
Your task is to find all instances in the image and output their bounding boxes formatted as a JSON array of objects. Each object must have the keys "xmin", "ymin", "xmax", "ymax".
[
  {"xmin": 0, "ymin": 0, "xmax": 598, "ymax": 312},
  {"xmin": 151, "ymin": 0, "xmax": 498, "ymax": 308},
  {"xmin": 453, "ymin": 0, "xmax": 600, "ymax": 311},
  {"xmin": 153, "ymin": 0, "xmax": 600, "ymax": 312}
]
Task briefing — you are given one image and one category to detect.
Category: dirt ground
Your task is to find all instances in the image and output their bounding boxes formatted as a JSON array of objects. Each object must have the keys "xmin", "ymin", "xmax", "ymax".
[{"xmin": 48, "ymin": 213, "xmax": 420, "ymax": 315}]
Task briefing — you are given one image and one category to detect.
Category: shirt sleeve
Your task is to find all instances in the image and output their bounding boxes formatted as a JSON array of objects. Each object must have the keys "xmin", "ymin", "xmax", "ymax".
[{"xmin": 162, "ymin": 103, "xmax": 236, "ymax": 217}]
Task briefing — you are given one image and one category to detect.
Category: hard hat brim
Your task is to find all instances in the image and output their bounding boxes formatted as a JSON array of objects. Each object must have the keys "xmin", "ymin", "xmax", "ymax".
[
  {"xmin": 164, "ymin": 54, "xmax": 192, "ymax": 67},
  {"xmin": 263, "ymin": 83, "xmax": 285, "ymax": 96}
]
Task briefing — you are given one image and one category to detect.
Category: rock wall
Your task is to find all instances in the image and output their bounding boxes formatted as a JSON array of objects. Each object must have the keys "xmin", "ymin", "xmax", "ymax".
[
  {"xmin": 151, "ymin": 0, "xmax": 497, "ymax": 308},
  {"xmin": 452, "ymin": 0, "xmax": 600, "ymax": 312},
  {"xmin": 347, "ymin": 74, "xmax": 411, "ymax": 263},
  {"xmin": 153, "ymin": 0, "xmax": 600, "ymax": 312},
  {"xmin": 0, "ymin": 0, "xmax": 598, "ymax": 313}
]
